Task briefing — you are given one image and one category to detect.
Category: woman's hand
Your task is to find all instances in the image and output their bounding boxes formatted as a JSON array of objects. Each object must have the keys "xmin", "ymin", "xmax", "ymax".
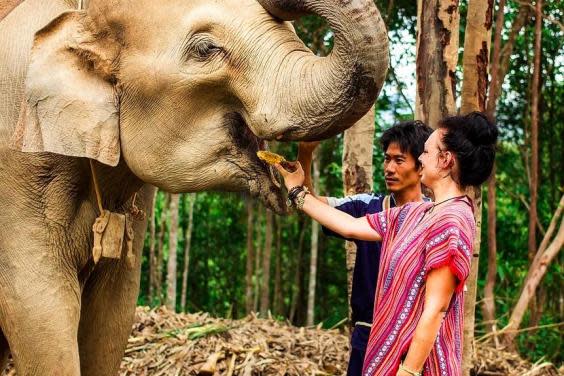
[{"xmin": 275, "ymin": 161, "xmax": 305, "ymax": 191}]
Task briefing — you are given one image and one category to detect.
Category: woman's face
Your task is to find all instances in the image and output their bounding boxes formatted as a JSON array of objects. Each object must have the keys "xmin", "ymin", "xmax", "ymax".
[{"xmin": 418, "ymin": 129, "xmax": 448, "ymax": 188}]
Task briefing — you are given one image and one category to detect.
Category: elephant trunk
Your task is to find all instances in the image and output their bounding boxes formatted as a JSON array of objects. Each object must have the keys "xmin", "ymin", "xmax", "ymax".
[{"xmin": 257, "ymin": 0, "xmax": 389, "ymax": 141}]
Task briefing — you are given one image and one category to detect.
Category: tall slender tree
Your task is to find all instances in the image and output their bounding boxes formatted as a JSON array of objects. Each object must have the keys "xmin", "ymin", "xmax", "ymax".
[
  {"xmin": 342, "ymin": 106, "xmax": 375, "ymax": 321},
  {"xmin": 155, "ymin": 192, "xmax": 170, "ymax": 304},
  {"xmin": 415, "ymin": 0, "xmax": 460, "ymax": 125},
  {"xmin": 166, "ymin": 193, "xmax": 180, "ymax": 310},
  {"xmin": 459, "ymin": 0, "xmax": 494, "ymax": 373},
  {"xmin": 253, "ymin": 206, "xmax": 263, "ymax": 313},
  {"xmin": 148, "ymin": 189, "xmax": 158, "ymax": 303},
  {"xmin": 497, "ymin": 5, "xmax": 533, "ymax": 93},
  {"xmin": 528, "ymin": 0, "xmax": 542, "ymax": 264},
  {"xmin": 306, "ymin": 149, "xmax": 320, "ymax": 326},
  {"xmin": 180, "ymin": 193, "xmax": 196, "ymax": 312},
  {"xmin": 260, "ymin": 209, "xmax": 273, "ymax": 316},
  {"xmin": 482, "ymin": 1, "xmax": 533, "ymax": 341},
  {"xmin": 503, "ymin": 194, "xmax": 564, "ymax": 345},
  {"xmin": 502, "ymin": 0, "xmax": 550, "ymax": 348},
  {"xmin": 245, "ymin": 197, "xmax": 255, "ymax": 314},
  {"xmin": 273, "ymin": 216, "xmax": 283, "ymax": 316},
  {"xmin": 289, "ymin": 220, "xmax": 306, "ymax": 323},
  {"xmin": 482, "ymin": 0, "xmax": 509, "ymax": 343}
]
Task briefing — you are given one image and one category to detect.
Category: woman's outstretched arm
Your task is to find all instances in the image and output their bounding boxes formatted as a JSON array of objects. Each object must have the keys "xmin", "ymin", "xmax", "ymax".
[
  {"xmin": 300, "ymin": 193, "xmax": 381, "ymax": 241},
  {"xmin": 398, "ymin": 266, "xmax": 456, "ymax": 375},
  {"xmin": 275, "ymin": 162, "xmax": 381, "ymax": 242}
]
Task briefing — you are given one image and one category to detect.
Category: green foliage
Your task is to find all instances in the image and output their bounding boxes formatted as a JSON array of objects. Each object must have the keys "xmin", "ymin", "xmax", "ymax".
[
  {"xmin": 137, "ymin": 0, "xmax": 563, "ymax": 367},
  {"xmin": 478, "ymin": 0, "xmax": 563, "ymax": 363}
]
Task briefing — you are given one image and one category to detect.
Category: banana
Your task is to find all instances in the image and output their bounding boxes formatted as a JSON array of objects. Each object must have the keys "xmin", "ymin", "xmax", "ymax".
[{"xmin": 256, "ymin": 150, "xmax": 286, "ymax": 165}]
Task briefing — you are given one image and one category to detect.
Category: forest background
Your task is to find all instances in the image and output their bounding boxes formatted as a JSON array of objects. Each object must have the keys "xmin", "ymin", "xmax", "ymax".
[{"xmin": 136, "ymin": 0, "xmax": 563, "ymax": 368}]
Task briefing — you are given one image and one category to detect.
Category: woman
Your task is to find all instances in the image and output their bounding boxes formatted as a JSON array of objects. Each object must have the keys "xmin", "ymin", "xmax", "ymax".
[{"xmin": 276, "ymin": 112, "xmax": 498, "ymax": 376}]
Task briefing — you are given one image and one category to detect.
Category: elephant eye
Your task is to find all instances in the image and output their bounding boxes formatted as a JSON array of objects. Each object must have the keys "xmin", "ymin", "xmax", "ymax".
[{"xmin": 182, "ymin": 34, "xmax": 222, "ymax": 62}]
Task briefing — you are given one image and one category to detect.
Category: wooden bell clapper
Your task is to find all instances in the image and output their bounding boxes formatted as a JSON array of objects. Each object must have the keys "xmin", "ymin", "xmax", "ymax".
[{"xmin": 90, "ymin": 160, "xmax": 138, "ymax": 268}]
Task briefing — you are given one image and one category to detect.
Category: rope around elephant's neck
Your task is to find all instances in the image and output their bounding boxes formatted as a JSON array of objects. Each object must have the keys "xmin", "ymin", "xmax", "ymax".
[{"xmin": 89, "ymin": 159, "xmax": 104, "ymax": 214}]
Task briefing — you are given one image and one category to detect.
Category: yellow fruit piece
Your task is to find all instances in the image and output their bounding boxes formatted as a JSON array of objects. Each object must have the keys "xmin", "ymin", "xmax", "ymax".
[{"xmin": 257, "ymin": 150, "xmax": 286, "ymax": 165}]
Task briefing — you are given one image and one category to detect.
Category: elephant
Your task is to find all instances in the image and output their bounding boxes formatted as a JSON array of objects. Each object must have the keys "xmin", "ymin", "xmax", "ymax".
[{"xmin": 0, "ymin": 0, "xmax": 388, "ymax": 374}]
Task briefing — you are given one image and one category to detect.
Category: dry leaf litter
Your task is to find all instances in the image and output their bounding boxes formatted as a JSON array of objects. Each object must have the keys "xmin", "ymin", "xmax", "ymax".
[{"xmin": 3, "ymin": 306, "xmax": 562, "ymax": 375}]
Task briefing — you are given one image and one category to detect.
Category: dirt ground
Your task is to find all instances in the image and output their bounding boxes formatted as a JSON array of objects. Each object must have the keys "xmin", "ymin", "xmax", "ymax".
[{"xmin": 3, "ymin": 306, "xmax": 562, "ymax": 375}]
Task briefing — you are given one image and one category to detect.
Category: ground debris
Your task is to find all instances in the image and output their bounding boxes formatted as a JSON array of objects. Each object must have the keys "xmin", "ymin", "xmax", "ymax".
[
  {"xmin": 473, "ymin": 341, "xmax": 562, "ymax": 376},
  {"xmin": 118, "ymin": 307, "xmax": 562, "ymax": 376},
  {"xmin": 119, "ymin": 306, "xmax": 348, "ymax": 376},
  {"xmin": 3, "ymin": 306, "xmax": 562, "ymax": 375}
]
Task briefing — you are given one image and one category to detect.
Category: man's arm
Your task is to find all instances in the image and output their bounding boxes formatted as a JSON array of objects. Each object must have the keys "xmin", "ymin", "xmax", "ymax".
[{"xmin": 297, "ymin": 141, "xmax": 328, "ymax": 204}]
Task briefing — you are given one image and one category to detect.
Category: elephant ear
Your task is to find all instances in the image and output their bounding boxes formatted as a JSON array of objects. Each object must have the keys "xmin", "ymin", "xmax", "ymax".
[{"xmin": 12, "ymin": 11, "xmax": 121, "ymax": 166}]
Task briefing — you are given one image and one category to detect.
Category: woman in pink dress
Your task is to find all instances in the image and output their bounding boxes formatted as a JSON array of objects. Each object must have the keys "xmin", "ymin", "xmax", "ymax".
[{"xmin": 276, "ymin": 112, "xmax": 497, "ymax": 376}]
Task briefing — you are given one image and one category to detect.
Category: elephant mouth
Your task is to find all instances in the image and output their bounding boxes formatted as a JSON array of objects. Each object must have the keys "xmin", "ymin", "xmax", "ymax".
[{"xmin": 225, "ymin": 112, "xmax": 287, "ymax": 214}]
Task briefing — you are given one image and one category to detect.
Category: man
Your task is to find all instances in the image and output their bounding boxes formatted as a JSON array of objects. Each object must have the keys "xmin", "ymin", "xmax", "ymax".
[{"xmin": 297, "ymin": 121, "xmax": 432, "ymax": 376}]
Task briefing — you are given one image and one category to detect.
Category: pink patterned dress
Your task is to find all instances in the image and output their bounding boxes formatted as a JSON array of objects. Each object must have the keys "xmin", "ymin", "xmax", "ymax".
[{"xmin": 362, "ymin": 198, "xmax": 475, "ymax": 376}]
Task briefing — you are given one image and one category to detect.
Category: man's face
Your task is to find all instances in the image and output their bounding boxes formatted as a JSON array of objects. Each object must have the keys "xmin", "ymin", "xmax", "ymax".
[{"xmin": 383, "ymin": 142, "xmax": 421, "ymax": 193}]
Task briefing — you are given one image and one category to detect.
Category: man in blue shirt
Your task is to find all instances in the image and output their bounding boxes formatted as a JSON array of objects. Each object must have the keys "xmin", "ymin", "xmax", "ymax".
[{"xmin": 297, "ymin": 121, "xmax": 432, "ymax": 376}]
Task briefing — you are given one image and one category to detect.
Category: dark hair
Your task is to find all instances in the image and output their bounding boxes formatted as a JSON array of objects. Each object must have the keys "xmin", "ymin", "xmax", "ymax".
[
  {"xmin": 380, "ymin": 120, "xmax": 433, "ymax": 168},
  {"xmin": 439, "ymin": 111, "xmax": 499, "ymax": 187}
]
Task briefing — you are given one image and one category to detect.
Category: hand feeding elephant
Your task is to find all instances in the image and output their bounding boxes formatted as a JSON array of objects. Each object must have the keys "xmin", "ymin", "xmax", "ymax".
[{"xmin": 0, "ymin": 0, "xmax": 388, "ymax": 374}]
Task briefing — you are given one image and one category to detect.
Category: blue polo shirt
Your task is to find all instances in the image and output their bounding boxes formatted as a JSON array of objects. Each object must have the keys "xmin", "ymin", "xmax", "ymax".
[{"xmin": 323, "ymin": 193, "xmax": 394, "ymax": 326}]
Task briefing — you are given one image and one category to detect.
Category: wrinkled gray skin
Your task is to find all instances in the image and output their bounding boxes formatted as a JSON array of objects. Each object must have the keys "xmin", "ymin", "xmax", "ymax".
[{"xmin": 0, "ymin": 0, "xmax": 388, "ymax": 374}]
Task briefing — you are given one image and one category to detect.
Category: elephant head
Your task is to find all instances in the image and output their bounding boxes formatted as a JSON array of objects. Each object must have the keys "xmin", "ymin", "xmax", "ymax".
[{"xmin": 12, "ymin": 0, "xmax": 389, "ymax": 213}]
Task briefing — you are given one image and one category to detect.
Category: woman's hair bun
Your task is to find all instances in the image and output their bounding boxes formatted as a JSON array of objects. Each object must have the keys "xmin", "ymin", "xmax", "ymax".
[
  {"xmin": 464, "ymin": 112, "xmax": 498, "ymax": 145},
  {"xmin": 439, "ymin": 112, "xmax": 499, "ymax": 187}
]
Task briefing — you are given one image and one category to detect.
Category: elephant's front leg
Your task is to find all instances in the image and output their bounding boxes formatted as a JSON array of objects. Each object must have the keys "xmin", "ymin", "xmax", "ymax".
[
  {"xmin": 78, "ymin": 216, "xmax": 148, "ymax": 376},
  {"xmin": 0, "ymin": 265, "xmax": 82, "ymax": 376}
]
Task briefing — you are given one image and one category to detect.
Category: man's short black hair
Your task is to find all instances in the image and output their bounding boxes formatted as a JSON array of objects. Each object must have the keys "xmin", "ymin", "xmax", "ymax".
[{"xmin": 380, "ymin": 120, "xmax": 433, "ymax": 168}]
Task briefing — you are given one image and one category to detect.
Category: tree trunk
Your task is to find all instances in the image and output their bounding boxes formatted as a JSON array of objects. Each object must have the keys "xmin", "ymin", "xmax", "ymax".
[
  {"xmin": 342, "ymin": 106, "xmax": 375, "ymax": 323},
  {"xmin": 260, "ymin": 209, "xmax": 273, "ymax": 316},
  {"xmin": 459, "ymin": 1, "xmax": 494, "ymax": 374},
  {"xmin": 489, "ymin": 3, "xmax": 530, "ymax": 115},
  {"xmin": 481, "ymin": 0, "xmax": 534, "ymax": 343},
  {"xmin": 460, "ymin": 1, "xmax": 493, "ymax": 114},
  {"xmin": 289, "ymin": 220, "xmax": 306, "ymax": 324},
  {"xmin": 528, "ymin": 0, "xmax": 542, "ymax": 264},
  {"xmin": 166, "ymin": 193, "xmax": 180, "ymax": 311},
  {"xmin": 245, "ymin": 197, "xmax": 255, "ymax": 314},
  {"xmin": 497, "ymin": 5, "xmax": 532, "ymax": 98},
  {"xmin": 180, "ymin": 193, "xmax": 196, "ymax": 312},
  {"xmin": 273, "ymin": 216, "xmax": 283, "ymax": 316},
  {"xmin": 306, "ymin": 150, "xmax": 321, "ymax": 326},
  {"xmin": 524, "ymin": 0, "xmax": 543, "ymax": 340},
  {"xmin": 483, "ymin": 165, "xmax": 498, "ymax": 340},
  {"xmin": 415, "ymin": 0, "xmax": 460, "ymax": 124},
  {"xmin": 503, "ymin": 194, "xmax": 564, "ymax": 345},
  {"xmin": 254, "ymin": 206, "xmax": 263, "ymax": 313},
  {"xmin": 482, "ymin": 0, "xmax": 506, "ymax": 344},
  {"xmin": 148, "ymin": 188, "xmax": 158, "ymax": 304},
  {"xmin": 156, "ymin": 192, "xmax": 170, "ymax": 305},
  {"xmin": 529, "ymin": 286, "xmax": 546, "ymax": 329}
]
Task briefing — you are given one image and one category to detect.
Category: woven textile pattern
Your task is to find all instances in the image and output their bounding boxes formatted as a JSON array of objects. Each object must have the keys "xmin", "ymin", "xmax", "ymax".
[{"xmin": 362, "ymin": 199, "xmax": 475, "ymax": 376}]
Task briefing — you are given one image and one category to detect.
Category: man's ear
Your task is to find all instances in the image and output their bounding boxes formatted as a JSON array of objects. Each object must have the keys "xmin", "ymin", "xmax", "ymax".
[{"xmin": 11, "ymin": 11, "xmax": 121, "ymax": 166}]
